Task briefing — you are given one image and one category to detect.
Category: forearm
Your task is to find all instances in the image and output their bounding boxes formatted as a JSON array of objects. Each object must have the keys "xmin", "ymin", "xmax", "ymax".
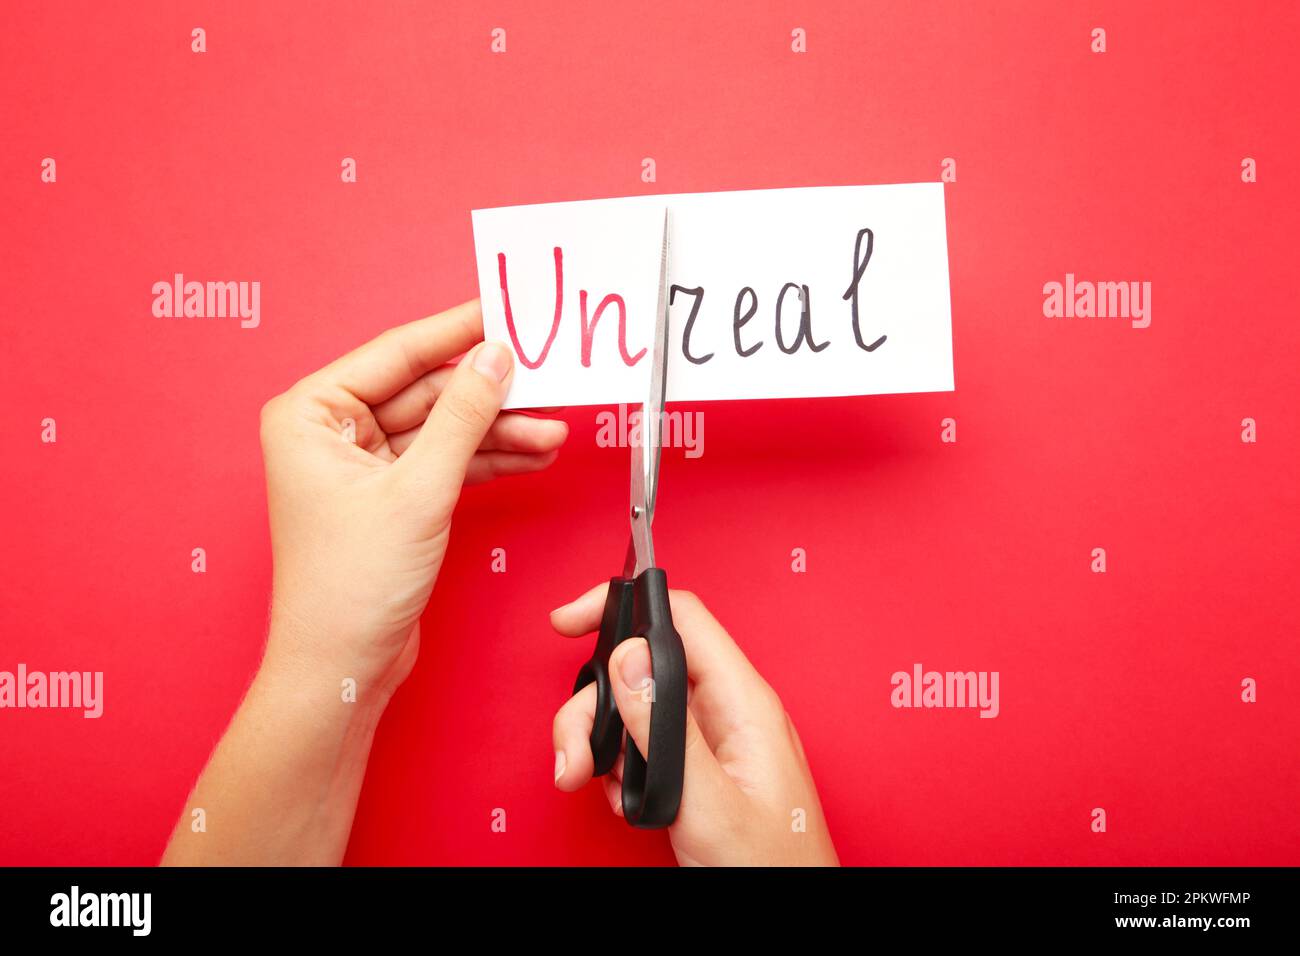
[{"xmin": 161, "ymin": 640, "xmax": 388, "ymax": 866}]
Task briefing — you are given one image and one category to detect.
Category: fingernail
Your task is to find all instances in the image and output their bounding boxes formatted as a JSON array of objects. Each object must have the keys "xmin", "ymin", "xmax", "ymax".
[
  {"xmin": 471, "ymin": 341, "xmax": 512, "ymax": 382},
  {"xmin": 617, "ymin": 639, "xmax": 652, "ymax": 693},
  {"xmin": 553, "ymin": 750, "xmax": 566, "ymax": 784}
]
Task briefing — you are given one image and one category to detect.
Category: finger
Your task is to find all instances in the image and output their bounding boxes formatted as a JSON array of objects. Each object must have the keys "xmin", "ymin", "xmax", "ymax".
[
  {"xmin": 478, "ymin": 414, "xmax": 569, "ymax": 454},
  {"xmin": 658, "ymin": 590, "xmax": 788, "ymax": 747},
  {"xmin": 551, "ymin": 586, "xmax": 768, "ymax": 703},
  {"xmin": 464, "ymin": 449, "xmax": 560, "ymax": 485},
  {"xmin": 386, "ymin": 413, "xmax": 566, "ymax": 458},
  {"xmin": 549, "ymin": 582, "xmax": 615, "ymax": 637},
  {"xmin": 553, "ymin": 683, "xmax": 598, "ymax": 792},
  {"xmin": 658, "ymin": 590, "xmax": 769, "ymax": 704},
  {"xmin": 391, "ymin": 340, "xmax": 512, "ymax": 496},
  {"xmin": 375, "ymin": 363, "xmax": 566, "ymax": 439},
  {"xmin": 551, "ymin": 583, "xmax": 776, "ymax": 752},
  {"xmin": 318, "ymin": 300, "xmax": 483, "ymax": 405},
  {"xmin": 608, "ymin": 637, "xmax": 733, "ymax": 814},
  {"xmin": 371, "ymin": 366, "xmax": 454, "ymax": 434},
  {"xmin": 603, "ymin": 776, "xmax": 624, "ymax": 817}
]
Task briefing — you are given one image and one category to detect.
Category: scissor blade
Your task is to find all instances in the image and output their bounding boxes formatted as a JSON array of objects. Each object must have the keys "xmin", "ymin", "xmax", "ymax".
[
  {"xmin": 645, "ymin": 208, "xmax": 671, "ymax": 515},
  {"xmin": 629, "ymin": 209, "xmax": 671, "ymax": 575}
]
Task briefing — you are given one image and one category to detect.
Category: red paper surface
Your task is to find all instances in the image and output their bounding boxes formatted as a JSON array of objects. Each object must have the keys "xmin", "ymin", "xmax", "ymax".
[{"xmin": 1, "ymin": 1, "xmax": 1296, "ymax": 865}]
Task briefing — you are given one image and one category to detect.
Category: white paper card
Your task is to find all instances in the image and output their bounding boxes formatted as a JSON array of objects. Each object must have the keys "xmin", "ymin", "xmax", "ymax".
[{"xmin": 471, "ymin": 183, "xmax": 954, "ymax": 408}]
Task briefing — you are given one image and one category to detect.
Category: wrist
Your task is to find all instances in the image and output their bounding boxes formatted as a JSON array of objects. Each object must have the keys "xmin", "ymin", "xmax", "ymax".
[
  {"xmin": 194, "ymin": 630, "xmax": 390, "ymax": 866},
  {"xmin": 265, "ymin": 584, "xmax": 415, "ymax": 695},
  {"xmin": 260, "ymin": 615, "xmax": 398, "ymax": 725}
]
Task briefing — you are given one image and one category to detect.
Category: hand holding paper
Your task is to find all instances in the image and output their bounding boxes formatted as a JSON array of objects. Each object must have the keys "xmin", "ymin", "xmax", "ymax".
[{"xmin": 163, "ymin": 302, "xmax": 569, "ymax": 865}]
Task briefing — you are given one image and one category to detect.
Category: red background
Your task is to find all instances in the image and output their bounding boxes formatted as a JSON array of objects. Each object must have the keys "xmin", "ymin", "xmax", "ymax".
[{"xmin": 2, "ymin": 1, "xmax": 1297, "ymax": 866}]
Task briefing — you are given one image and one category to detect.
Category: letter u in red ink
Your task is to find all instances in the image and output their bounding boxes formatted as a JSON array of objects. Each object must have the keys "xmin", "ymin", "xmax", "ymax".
[
  {"xmin": 498, "ymin": 248, "xmax": 563, "ymax": 369},
  {"xmin": 579, "ymin": 291, "xmax": 646, "ymax": 367}
]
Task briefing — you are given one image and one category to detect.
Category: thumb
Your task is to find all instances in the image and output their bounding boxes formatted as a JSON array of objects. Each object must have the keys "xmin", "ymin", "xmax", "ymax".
[
  {"xmin": 398, "ymin": 341, "xmax": 513, "ymax": 495},
  {"xmin": 609, "ymin": 637, "xmax": 730, "ymax": 812}
]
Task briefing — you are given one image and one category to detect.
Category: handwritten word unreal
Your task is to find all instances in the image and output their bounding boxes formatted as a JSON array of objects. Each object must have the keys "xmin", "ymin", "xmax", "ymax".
[
  {"xmin": 152, "ymin": 274, "xmax": 261, "ymax": 328},
  {"xmin": 497, "ymin": 228, "xmax": 885, "ymax": 369},
  {"xmin": 1043, "ymin": 274, "xmax": 1151, "ymax": 328}
]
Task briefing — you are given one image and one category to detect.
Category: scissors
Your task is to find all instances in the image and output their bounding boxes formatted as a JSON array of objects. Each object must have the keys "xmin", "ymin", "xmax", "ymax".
[{"xmin": 570, "ymin": 209, "xmax": 687, "ymax": 829}]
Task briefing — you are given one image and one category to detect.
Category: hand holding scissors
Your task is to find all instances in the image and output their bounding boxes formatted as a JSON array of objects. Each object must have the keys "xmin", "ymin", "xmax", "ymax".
[
  {"xmin": 569, "ymin": 211, "xmax": 688, "ymax": 829},
  {"xmin": 552, "ymin": 212, "xmax": 837, "ymax": 863}
]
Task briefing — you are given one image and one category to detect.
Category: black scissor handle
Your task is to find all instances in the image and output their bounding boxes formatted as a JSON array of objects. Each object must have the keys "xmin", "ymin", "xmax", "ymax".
[
  {"xmin": 572, "ymin": 568, "xmax": 686, "ymax": 829},
  {"xmin": 572, "ymin": 577, "xmax": 634, "ymax": 776}
]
